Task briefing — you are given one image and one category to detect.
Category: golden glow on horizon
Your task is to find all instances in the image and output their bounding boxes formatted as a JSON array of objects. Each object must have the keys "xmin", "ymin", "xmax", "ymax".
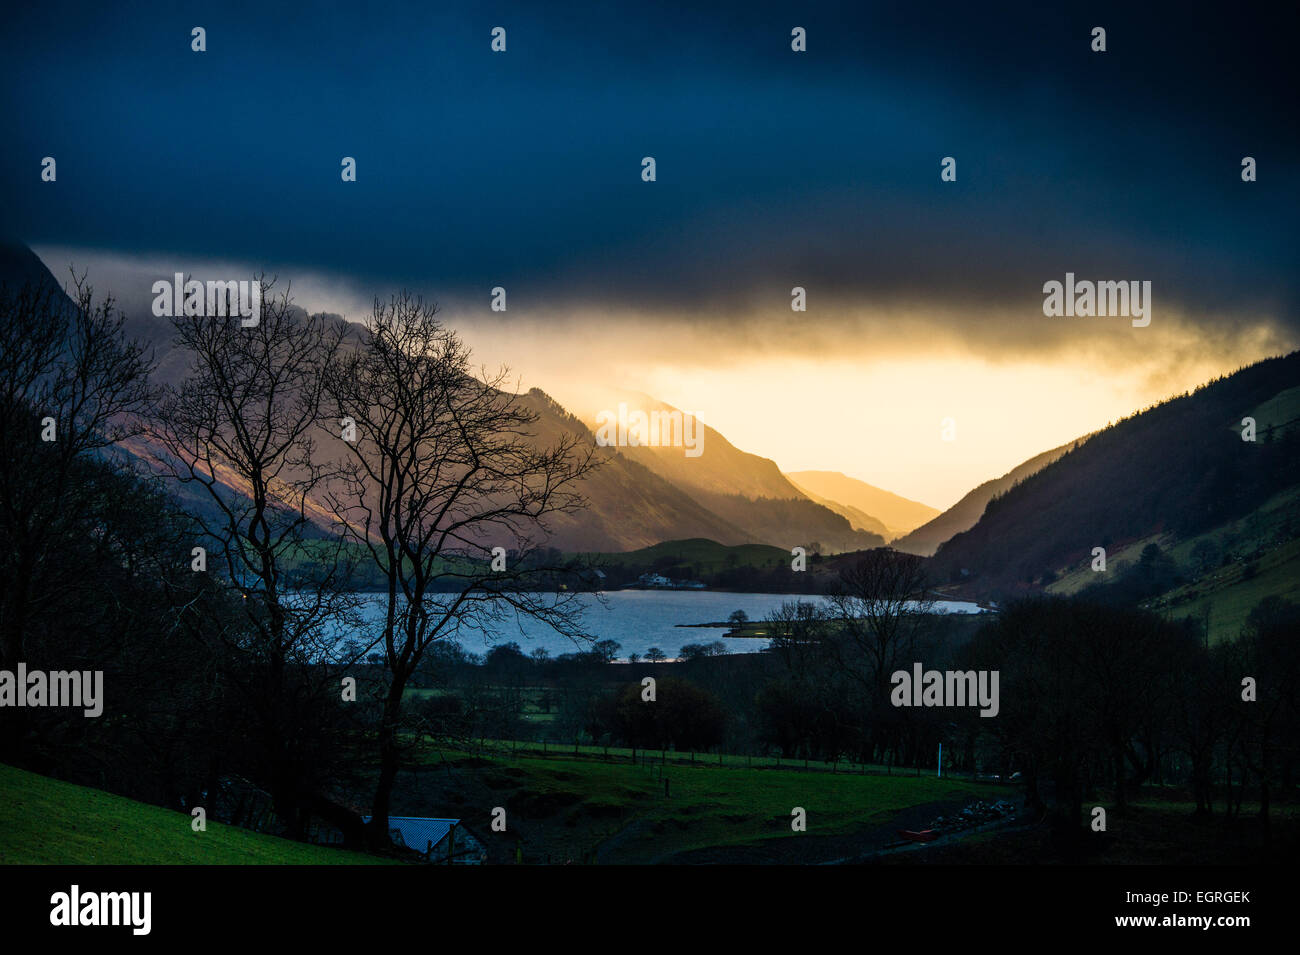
[
  {"xmin": 454, "ymin": 308, "xmax": 1287, "ymax": 510},
  {"xmin": 630, "ymin": 357, "xmax": 1168, "ymax": 510},
  {"xmin": 33, "ymin": 248, "xmax": 1293, "ymax": 510}
]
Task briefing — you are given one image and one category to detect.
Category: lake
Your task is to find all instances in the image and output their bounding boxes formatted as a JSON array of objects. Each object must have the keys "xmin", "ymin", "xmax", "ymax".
[{"xmin": 337, "ymin": 590, "xmax": 986, "ymax": 661}]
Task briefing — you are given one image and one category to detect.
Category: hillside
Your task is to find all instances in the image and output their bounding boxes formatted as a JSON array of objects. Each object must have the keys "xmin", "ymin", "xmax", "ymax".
[
  {"xmin": 0, "ymin": 763, "xmax": 389, "ymax": 864},
  {"xmin": 930, "ymin": 353, "xmax": 1300, "ymax": 597},
  {"xmin": 784, "ymin": 471, "xmax": 939, "ymax": 538},
  {"xmin": 0, "ymin": 243, "xmax": 850, "ymax": 554},
  {"xmin": 514, "ymin": 390, "xmax": 753, "ymax": 550},
  {"xmin": 1038, "ymin": 488, "xmax": 1300, "ymax": 644},
  {"xmin": 595, "ymin": 393, "xmax": 885, "ymax": 553},
  {"xmin": 891, "ymin": 442, "xmax": 1077, "ymax": 556},
  {"xmin": 784, "ymin": 477, "xmax": 891, "ymax": 537}
]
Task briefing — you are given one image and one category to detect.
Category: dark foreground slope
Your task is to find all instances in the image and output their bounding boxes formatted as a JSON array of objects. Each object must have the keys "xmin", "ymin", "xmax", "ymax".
[{"xmin": 931, "ymin": 352, "xmax": 1300, "ymax": 596}]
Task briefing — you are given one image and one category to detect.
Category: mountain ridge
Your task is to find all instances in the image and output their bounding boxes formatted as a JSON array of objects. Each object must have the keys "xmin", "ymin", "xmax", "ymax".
[
  {"xmin": 890, "ymin": 442, "xmax": 1078, "ymax": 556},
  {"xmin": 929, "ymin": 353, "xmax": 1300, "ymax": 596}
]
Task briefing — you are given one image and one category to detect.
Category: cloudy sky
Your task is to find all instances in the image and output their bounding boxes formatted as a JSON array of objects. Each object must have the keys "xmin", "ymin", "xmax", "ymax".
[{"xmin": 3, "ymin": 1, "xmax": 1296, "ymax": 507}]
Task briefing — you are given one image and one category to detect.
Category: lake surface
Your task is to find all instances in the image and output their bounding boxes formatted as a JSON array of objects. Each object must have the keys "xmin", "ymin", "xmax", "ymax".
[{"xmin": 338, "ymin": 590, "xmax": 986, "ymax": 660}]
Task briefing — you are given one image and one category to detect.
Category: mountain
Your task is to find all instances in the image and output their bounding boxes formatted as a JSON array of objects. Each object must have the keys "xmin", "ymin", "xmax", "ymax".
[
  {"xmin": 782, "ymin": 479, "xmax": 891, "ymax": 538},
  {"xmin": 783, "ymin": 470, "xmax": 939, "ymax": 538},
  {"xmin": 587, "ymin": 392, "xmax": 885, "ymax": 554},
  {"xmin": 2, "ymin": 243, "xmax": 876, "ymax": 554},
  {"xmin": 929, "ymin": 353, "xmax": 1300, "ymax": 596},
  {"xmin": 509, "ymin": 390, "xmax": 754, "ymax": 551},
  {"xmin": 0, "ymin": 239, "xmax": 62, "ymax": 292},
  {"xmin": 890, "ymin": 443, "xmax": 1076, "ymax": 556}
]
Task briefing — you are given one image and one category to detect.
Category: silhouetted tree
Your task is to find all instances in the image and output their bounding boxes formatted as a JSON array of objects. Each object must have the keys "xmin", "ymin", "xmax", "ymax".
[
  {"xmin": 0, "ymin": 276, "xmax": 154, "ymax": 759},
  {"xmin": 323, "ymin": 293, "xmax": 598, "ymax": 846}
]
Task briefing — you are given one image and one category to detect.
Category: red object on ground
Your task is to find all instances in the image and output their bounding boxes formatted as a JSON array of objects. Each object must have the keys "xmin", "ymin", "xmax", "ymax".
[{"xmin": 898, "ymin": 829, "xmax": 939, "ymax": 842}]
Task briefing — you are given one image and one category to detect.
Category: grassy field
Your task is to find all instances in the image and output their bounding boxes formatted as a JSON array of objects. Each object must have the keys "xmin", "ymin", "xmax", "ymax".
[
  {"xmin": 1043, "ymin": 483, "xmax": 1300, "ymax": 642},
  {"xmin": 0, "ymin": 763, "xmax": 394, "ymax": 865},
  {"xmin": 1162, "ymin": 537, "xmax": 1300, "ymax": 642},
  {"xmin": 583, "ymin": 538, "xmax": 791, "ymax": 574},
  {"xmin": 9, "ymin": 751, "xmax": 1274, "ymax": 865},
  {"xmin": 481, "ymin": 737, "xmax": 903, "ymax": 773},
  {"xmin": 1245, "ymin": 384, "xmax": 1300, "ymax": 434},
  {"xmin": 1045, "ymin": 534, "xmax": 1173, "ymax": 596},
  {"xmin": 1, "ymin": 748, "xmax": 1005, "ymax": 866},
  {"xmin": 405, "ymin": 742, "xmax": 1008, "ymax": 863}
]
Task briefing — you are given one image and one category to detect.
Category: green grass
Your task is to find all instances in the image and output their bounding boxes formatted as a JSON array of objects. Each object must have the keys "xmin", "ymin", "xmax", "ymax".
[
  {"xmin": 1044, "ymin": 534, "xmax": 1173, "ymax": 596},
  {"xmin": 417, "ymin": 742, "xmax": 1007, "ymax": 863},
  {"xmin": 0, "ymin": 763, "xmax": 395, "ymax": 865},
  {"xmin": 1163, "ymin": 537, "xmax": 1300, "ymax": 642},
  {"xmin": 583, "ymin": 538, "xmax": 791, "ymax": 575},
  {"xmin": 485, "ymin": 738, "xmax": 895, "ymax": 773},
  {"xmin": 1245, "ymin": 384, "xmax": 1300, "ymax": 434},
  {"xmin": 1043, "ymin": 484, "xmax": 1300, "ymax": 642},
  {"xmin": 603, "ymin": 759, "xmax": 994, "ymax": 859}
]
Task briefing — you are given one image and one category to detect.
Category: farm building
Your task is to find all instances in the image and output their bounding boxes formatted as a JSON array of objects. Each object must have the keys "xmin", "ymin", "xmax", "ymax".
[{"xmin": 361, "ymin": 815, "xmax": 486, "ymax": 864}]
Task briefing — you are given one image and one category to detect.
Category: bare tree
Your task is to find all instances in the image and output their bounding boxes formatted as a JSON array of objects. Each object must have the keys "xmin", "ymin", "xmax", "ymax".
[
  {"xmin": 323, "ymin": 293, "xmax": 598, "ymax": 844},
  {"xmin": 148, "ymin": 279, "xmax": 359, "ymax": 836},
  {"xmin": 765, "ymin": 599, "xmax": 831, "ymax": 680},
  {"xmin": 828, "ymin": 548, "xmax": 934, "ymax": 691},
  {"xmin": 825, "ymin": 549, "xmax": 933, "ymax": 764}
]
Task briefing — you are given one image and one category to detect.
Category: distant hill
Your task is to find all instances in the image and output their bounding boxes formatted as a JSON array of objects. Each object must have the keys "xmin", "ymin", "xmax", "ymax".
[
  {"xmin": 930, "ymin": 353, "xmax": 1300, "ymax": 596},
  {"xmin": 891, "ymin": 443, "xmax": 1077, "ymax": 556},
  {"xmin": 784, "ymin": 470, "xmax": 939, "ymax": 538},
  {"xmin": 590, "ymin": 393, "xmax": 885, "ymax": 554},
  {"xmin": 511, "ymin": 390, "xmax": 755, "ymax": 551},
  {"xmin": 780, "ymin": 478, "xmax": 891, "ymax": 538},
  {"xmin": 0, "ymin": 239, "xmax": 62, "ymax": 292},
  {"xmin": 590, "ymin": 537, "xmax": 791, "ymax": 572}
]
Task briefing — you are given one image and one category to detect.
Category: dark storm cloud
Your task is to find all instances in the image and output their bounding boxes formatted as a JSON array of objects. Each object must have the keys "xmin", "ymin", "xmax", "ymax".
[{"xmin": 1, "ymin": 1, "xmax": 1296, "ymax": 332}]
